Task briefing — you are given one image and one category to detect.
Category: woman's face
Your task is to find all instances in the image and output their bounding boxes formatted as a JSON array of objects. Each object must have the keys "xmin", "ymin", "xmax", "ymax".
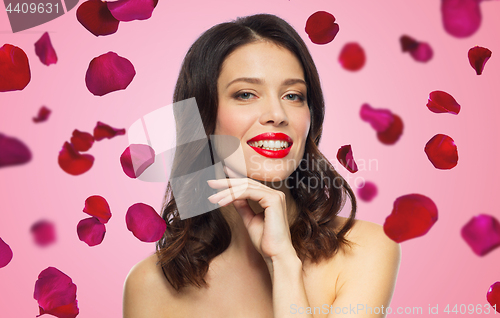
[{"xmin": 215, "ymin": 41, "xmax": 311, "ymax": 182}]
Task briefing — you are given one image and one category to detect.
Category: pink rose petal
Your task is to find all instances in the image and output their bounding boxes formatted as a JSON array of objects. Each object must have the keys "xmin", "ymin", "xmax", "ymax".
[
  {"xmin": 0, "ymin": 237, "xmax": 13, "ymax": 268},
  {"xmin": 338, "ymin": 42, "xmax": 365, "ymax": 71},
  {"xmin": 93, "ymin": 121, "xmax": 126, "ymax": 141},
  {"xmin": 31, "ymin": 220, "xmax": 56, "ymax": 247},
  {"xmin": 384, "ymin": 194, "xmax": 438, "ymax": 243},
  {"xmin": 0, "ymin": 133, "xmax": 32, "ymax": 168},
  {"xmin": 427, "ymin": 90, "xmax": 461, "ymax": 115},
  {"xmin": 70, "ymin": 130, "xmax": 94, "ymax": 152},
  {"xmin": 126, "ymin": 203, "xmax": 166, "ymax": 242},
  {"xmin": 85, "ymin": 51, "xmax": 135, "ymax": 96},
  {"xmin": 305, "ymin": 11, "xmax": 339, "ymax": 45},
  {"xmin": 377, "ymin": 114, "xmax": 404, "ymax": 145},
  {"xmin": 461, "ymin": 214, "xmax": 500, "ymax": 256},
  {"xmin": 58, "ymin": 142, "xmax": 94, "ymax": 175},
  {"xmin": 77, "ymin": 217, "xmax": 106, "ymax": 246},
  {"xmin": 83, "ymin": 195, "xmax": 111, "ymax": 224},
  {"xmin": 357, "ymin": 181, "xmax": 378, "ymax": 202},
  {"xmin": 424, "ymin": 134, "xmax": 459, "ymax": 169},
  {"xmin": 34, "ymin": 32, "xmax": 58, "ymax": 66},
  {"xmin": 0, "ymin": 44, "xmax": 31, "ymax": 92},
  {"xmin": 120, "ymin": 144, "xmax": 155, "ymax": 178},
  {"xmin": 400, "ymin": 35, "xmax": 433, "ymax": 62},
  {"xmin": 33, "ymin": 106, "xmax": 51, "ymax": 123},
  {"xmin": 336, "ymin": 145, "xmax": 358, "ymax": 173},
  {"xmin": 441, "ymin": 0, "xmax": 482, "ymax": 38},
  {"xmin": 487, "ymin": 282, "xmax": 500, "ymax": 313},
  {"xmin": 468, "ymin": 46, "xmax": 492, "ymax": 75},
  {"xmin": 34, "ymin": 267, "xmax": 79, "ymax": 318},
  {"xmin": 76, "ymin": 0, "xmax": 119, "ymax": 37},
  {"xmin": 107, "ymin": 0, "xmax": 156, "ymax": 22},
  {"xmin": 360, "ymin": 103, "xmax": 394, "ymax": 132}
]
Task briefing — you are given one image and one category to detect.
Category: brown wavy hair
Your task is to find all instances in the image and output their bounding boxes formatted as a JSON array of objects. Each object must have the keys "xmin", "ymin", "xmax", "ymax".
[{"xmin": 156, "ymin": 13, "xmax": 357, "ymax": 291}]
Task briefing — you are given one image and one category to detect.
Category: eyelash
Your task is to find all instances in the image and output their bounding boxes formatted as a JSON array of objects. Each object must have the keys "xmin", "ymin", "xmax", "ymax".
[{"xmin": 235, "ymin": 92, "xmax": 305, "ymax": 102}]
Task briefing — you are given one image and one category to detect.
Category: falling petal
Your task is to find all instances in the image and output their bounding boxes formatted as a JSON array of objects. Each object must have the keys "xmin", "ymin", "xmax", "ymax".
[
  {"xmin": 461, "ymin": 214, "xmax": 500, "ymax": 256},
  {"xmin": 441, "ymin": 0, "xmax": 482, "ymax": 38},
  {"xmin": 338, "ymin": 42, "xmax": 365, "ymax": 71},
  {"xmin": 0, "ymin": 133, "xmax": 32, "ymax": 168},
  {"xmin": 93, "ymin": 121, "xmax": 126, "ymax": 141},
  {"xmin": 336, "ymin": 145, "xmax": 358, "ymax": 173},
  {"xmin": 34, "ymin": 32, "xmax": 58, "ymax": 66},
  {"xmin": 377, "ymin": 114, "xmax": 404, "ymax": 145},
  {"xmin": 31, "ymin": 220, "xmax": 56, "ymax": 247},
  {"xmin": 83, "ymin": 195, "xmax": 111, "ymax": 224},
  {"xmin": 305, "ymin": 11, "xmax": 339, "ymax": 45},
  {"xmin": 77, "ymin": 217, "xmax": 106, "ymax": 246},
  {"xmin": 0, "ymin": 237, "xmax": 13, "ymax": 268},
  {"xmin": 468, "ymin": 46, "xmax": 492, "ymax": 75},
  {"xmin": 487, "ymin": 282, "xmax": 500, "ymax": 313},
  {"xmin": 400, "ymin": 35, "xmax": 419, "ymax": 52},
  {"xmin": 107, "ymin": 0, "xmax": 156, "ymax": 22},
  {"xmin": 70, "ymin": 130, "xmax": 94, "ymax": 152},
  {"xmin": 427, "ymin": 91, "xmax": 461, "ymax": 114},
  {"xmin": 58, "ymin": 142, "xmax": 94, "ymax": 175},
  {"xmin": 85, "ymin": 52, "xmax": 135, "ymax": 96},
  {"xmin": 126, "ymin": 203, "xmax": 166, "ymax": 242},
  {"xmin": 0, "ymin": 44, "xmax": 31, "ymax": 92},
  {"xmin": 383, "ymin": 194, "xmax": 438, "ymax": 243},
  {"xmin": 400, "ymin": 35, "xmax": 433, "ymax": 62},
  {"xmin": 76, "ymin": 0, "xmax": 119, "ymax": 37},
  {"xmin": 33, "ymin": 106, "xmax": 51, "ymax": 123},
  {"xmin": 120, "ymin": 144, "xmax": 155, "ymax": 178},
  {"xmin": 357, "ymin": 181, "xmax": 378, "ymax": 202},
  {"xmin": 33, "ymin": 267, "xmax": 79, "ymax": 318},
  {"xmin": 360, "ymin": 103, "xmax": 394, "ymax": 132},
  {"xmin": 424, "ymin": 134, "xmax": 458, "ymax": 169}
]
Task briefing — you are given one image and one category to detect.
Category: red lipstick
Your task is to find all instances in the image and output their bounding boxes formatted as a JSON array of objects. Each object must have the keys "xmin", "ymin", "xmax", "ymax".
[{"xmin": 247, "ymin": 132, "xmax": 293, "ymax": 159}]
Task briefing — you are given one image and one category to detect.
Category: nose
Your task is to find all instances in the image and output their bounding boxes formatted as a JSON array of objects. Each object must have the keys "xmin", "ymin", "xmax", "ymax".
[{"xmin": 259, "ymin": 97, "xmax": 289, "ymax": 126}]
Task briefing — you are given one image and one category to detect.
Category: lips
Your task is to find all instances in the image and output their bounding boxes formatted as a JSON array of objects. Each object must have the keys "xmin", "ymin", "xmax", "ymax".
[{"xmin": 247, "ymin": 132, "xmax": 293, "ymax": 159}]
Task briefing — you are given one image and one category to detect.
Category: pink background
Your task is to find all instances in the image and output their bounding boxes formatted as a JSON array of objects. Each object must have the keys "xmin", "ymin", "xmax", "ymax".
[{"xmin": 1, "ymin": 0, "xmax": 500, "ymax": 316}]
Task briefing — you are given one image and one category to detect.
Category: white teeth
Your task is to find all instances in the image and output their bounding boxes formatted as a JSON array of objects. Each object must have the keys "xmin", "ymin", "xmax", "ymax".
[
  {"xmin": 263, "ymin": 140, "xmax": 269, "ymax": 148},
  {"xmin": 268, "ymin": 140, "xmax": 275, "ymax": 148},
  {"xmin": 249, "ymin": 140, "xmax": 290, "ymax": 150},
  {"xmin": 258, "ymin": 140, "xmax": 263, "ymax": 147}
]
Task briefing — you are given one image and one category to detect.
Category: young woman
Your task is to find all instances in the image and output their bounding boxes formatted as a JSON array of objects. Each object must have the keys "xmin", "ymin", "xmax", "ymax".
[{"xmin": 123, "ymin": 13, "xmax": 401, "ymax": 318}]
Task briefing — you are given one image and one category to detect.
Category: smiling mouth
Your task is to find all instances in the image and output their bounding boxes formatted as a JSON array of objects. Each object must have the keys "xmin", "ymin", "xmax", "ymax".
[{"xmin": 247, "ymin": 140, "xmax": 291, "ymax": 151}]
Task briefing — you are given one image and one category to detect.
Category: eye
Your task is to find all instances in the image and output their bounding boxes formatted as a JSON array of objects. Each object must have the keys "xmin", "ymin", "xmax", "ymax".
[
  {"xmin": 284, "ymin": 93, "xmax": 305, "ymax": 102},
  {"xmin": 235, "ymin": 92, "xmax": 255, "ymax": 100}
]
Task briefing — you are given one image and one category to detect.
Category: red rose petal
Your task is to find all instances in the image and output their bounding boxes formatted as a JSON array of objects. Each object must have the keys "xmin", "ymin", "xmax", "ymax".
[
  {"xmin": 77, "ymin": 217, "xmax": 106, "ymax": 246},
  {"xmin": 383, "ymin": 194, "xmax": 438, "ymax": 243},
  {"xmin": 305, "ymin": 11, "xmax": 339, "ymax": 45},
  {"xmin": 377, "ymin": 114, "xmax": 404, "ymax": 145},
  {"xmin": 357, "ymin": 181, "xmax": 378, "ymax": 202},
  {"xmin": 120, "ymin": 144, "xmax": 155, "ymax": 178},
  {"xmin": 34, "ymin": 32, "xmax": 58, "ymax": 66},
  {"xmin": 424, "ymin": 134, "xmax": 459, "ymax": 169},
  {"xmin": 107, "ymin": 0, "xmax": 155, "ymax": 22},
  {"xmin": 93, "ymin": 121, "xmax": 126, "ymax": 141},
  {"xmin": 461, "ymin": 214, "xmax": 500, "ymax": 256},
  {"xmin": 400, "ymin": 35, "xmax": 419, "ymax": 52},
  {"xmin": 126, "ymin": 203, "xmax": 166, "ymax": 242},
  {"xmin": 31, "ymin": 220, "xmax": 56, "ymax": 247},
  {"xmin": 400, "ymin": 35, "xmax": 433, "ymax": 62},
  {"xmin": 83, "ymin": 195, "xmax": 111, "ymax": 224},
  {"xmin": 360, "ymin": 103, "xmax": 394, "ymax": 132},
  {"xmin": 336, "ymin": 145, "xmax": 358, "ymax": 173},
  {"xmin": 468, "ymin": 46, "xmax": 492, "ymax": 75},
  {"xmin": 487, "ymin": 282, "xmax": 500, "ymax": 313},
  {"xmin": 427, "ymin": 90, "xmax": 461, "ymax": 115},
  {"xmin": 33, "ymin": 267, "xmax": 78, "ymax": 318},
  {"xmin": 70, "ymin": 129, "xmax": 94, "ymax": 152},
  {"xmin": 0, "ymin": 133, "xmax": 32, "ymax": 168},
  {"xmin": 338, "ymin": 42, "xmax": 365, "ymax": 71},
  {"xmin": 76, "ymin": 0, "xmax": 119, "ymax": 36},
  {"xmin": 0, "ymin": 237, "xmax": 13, "ymax": 268},
  {"xmin": 85, "ymin": 52, "xmax": 135, "ymax": 96},
  {"xmin": 33, "ymin": 106, "xmax": 51, "ymax": 123},
  {"xmin": 58, "ymin": 142, "xmax": 94, "ymax": 175},
  {"xmin": 0, "ymin": 44, "xmax": 31, "ymax": 92},
  {"xmin": 441, "ymin": 0, "xmax": 481, "ymax": 38}
]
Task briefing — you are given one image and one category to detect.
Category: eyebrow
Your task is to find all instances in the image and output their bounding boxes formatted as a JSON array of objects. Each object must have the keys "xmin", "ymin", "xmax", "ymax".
[{"xmin": 225, "ymin": 77, "xmax": 307, "ymax": 89}]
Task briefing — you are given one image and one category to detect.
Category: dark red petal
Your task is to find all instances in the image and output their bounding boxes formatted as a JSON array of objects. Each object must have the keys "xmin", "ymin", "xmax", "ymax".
[
  {"xmin": 58, "ymin": 142, "xmax": 94, "ymax": 175},
  {"xmin": 441, "ymin": 0, "xmax": 482, "ymax": 38},
  {"xmin": 468, "ymin": 46, "xmax": 492, "ymax": 75},
  {"xmin": 427, "ymin": 90, "xmax": 461, "ymax": 114},
  {"xmin": 0, "ymin": 44, "xmax": 31, "ymax": 92},
  {"xmin": 461, "ymin": 214, "xmax": 500, "ymax": 256},
  {"xmin": 33, "ymin": 267, "xmax": 79, "ymax": 318},
  {"xmin": 77, "ymin": 217, "xmax": 106, "ymax": 246},
  {"xmin": 107, "ymin": 0, "xmax": 155, "ymax": 22},
  {"xmin": 377, "ymin": 114, "xmax": 404, "ymax": 145},
  {"xmin": 120, "ymin": 144, "xmax": 155, "ymax": 178},
  {"xmin": 34, "ymin": 32, "xmax": 58, "ymax": 66},
  {"xmin": 76, "ymin": 0, "xmax": 119, "ymax": 37},
  {"xmin": 33, "ymin": 106, "xmax": 51, "ymax": 123},
  {"xmin": 126, "ymin": 203, "xmax": 166, "ymax": 242},
  {"xmin": 357, "ymin": 181, "xmax": 378, "ymax": 202},
  {"xmin": 305, "ymin": 11, "xmax": 339, "ymax": 45},
  {"xmin": 424, "ymin": 134, "xmax": 459, "ymax": 169},
  {"xmin": 338, "ymin": 42, "xmax": 365, "ymax": 71},
  {"xmin": 30, "ymin": 220, "xmax": 56, "ymax": 247},
  {"xmin": 0, "ymin": 237, "xmax": 13, "ymax": 268},
  {"xmin": 487, "ymin": 282, "xmax": 500, "ymax": 313},
  {"xmin": 410, "ymin": 42, "xmax": 433, "ymax": 62},
  {"xmin": 85, "ymin": 52, "xmax": 135, "ymax": 96},
  {"xmin": 70, "ymin": 129, "xmax": 94, "ymax": 152},
  {"xmin": 0, "ymin": 133, "xmax": 32, "ymax": 168},
  {"xmin": 336, "ymin": 145, "xmax": 358, "ymax": 173},
  {"xmin": 383, "ymin": 194, "xmax": 438, "ymax": 243},
  {"xmin": 93, "ymin": 121, "xmax": 126, "ymax": 141},
  {"xmin": 360, "ymin": 103, "xmax": 394, "ymax": 132},
  {"xmin": 83, "ymin": 195, "xmax": 111, "ymax": 224},
  {"xmin": 400, "ymin": 35, "xmax": 419, "ymax": 52}
]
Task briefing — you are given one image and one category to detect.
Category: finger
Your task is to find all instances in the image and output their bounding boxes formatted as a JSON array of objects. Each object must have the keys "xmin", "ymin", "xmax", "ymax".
[
  {"xmin": 206, "ymin": 178, "xmax": 249, "ymax": 189},
  {"xmin": 209, "ymin": 183, "xmax": 249, "ymax": 205},
  {"xmin": 232, "ymin": 199, "xmax": 255, "ymax": 226}
]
